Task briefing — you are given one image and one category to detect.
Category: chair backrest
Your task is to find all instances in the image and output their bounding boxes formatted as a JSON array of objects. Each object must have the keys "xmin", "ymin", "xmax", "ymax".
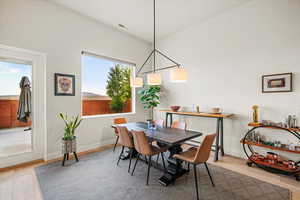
[
  {"xmin": 171, "ymin": 121, "xmax": 186, "ymax": 130},
  {"xmin": 113, "ymin": 118, "xmax": 127, "ymax": 134},
  {"xmin": 114, "ymin": 118, "xmax": 127, "ymax": 124},
  {"xmin": 154, "ymin": 119, "xmax": 164, "ymax": 128},
  {"xmin": 116, "ymin": 126, "xmax": 134, "ymax": 148},
  {"xmin": 131, "ymin": 131, "xmax": 152, "ymax": 155},
  {"xmin": 193, "ymin": 133, "xmax": 217, "ymax": 163}
]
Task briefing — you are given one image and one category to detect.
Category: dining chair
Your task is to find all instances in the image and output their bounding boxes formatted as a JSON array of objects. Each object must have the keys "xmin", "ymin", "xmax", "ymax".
[
  {"xmin": 113, "ymin": 117, "xmax": 127, "ymax": 152},
  {"xmin": 116, "ymin": 126, "xmax": 135, "ymax": 173},
  {"xmin": 130, "ymin": 130, "xmax": 167, "ymax": 185},
  {"xmin": 173, "ymin": 133, "xmax": 217, "ymax": 200},
  {"xmin": 171, "ymin": 121, "xmax": 187, "ymax": 130},
  {"xmin": 154, "ymin": 119, "xmax": 164, "ymax": 128}
]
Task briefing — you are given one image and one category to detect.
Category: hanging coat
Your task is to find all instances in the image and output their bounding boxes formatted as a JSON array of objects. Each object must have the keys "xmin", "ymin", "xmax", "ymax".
[{"xmin": 17, "ymin": 76, "xmax": 31, "ymax": 123}]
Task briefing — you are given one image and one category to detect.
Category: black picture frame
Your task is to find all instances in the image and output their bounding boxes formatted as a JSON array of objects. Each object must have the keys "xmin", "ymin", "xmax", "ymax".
[
  {"xmin": 54, "ymin": 73, "xmax": 75, "ymax": 96},
  {"xmin": 262, "ymin": 73, "xmax": 293, "ymax": 93}
]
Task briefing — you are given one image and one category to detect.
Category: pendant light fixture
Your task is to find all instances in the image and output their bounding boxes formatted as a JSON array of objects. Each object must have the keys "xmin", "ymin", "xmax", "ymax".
[
  {"xmin": 170, "ymin": 67, "xmax": 187, "ymax": 83},
  {"xmin": 147, "ymin": 73, "xmax": 162, "ymax": 85},
  {"xmin": 130, "ymin": 76, "xmax": 143, "ymax": 87},
  {"xmin": 131, "ymin": 0, "xmax": 187, "ymax": 87}
]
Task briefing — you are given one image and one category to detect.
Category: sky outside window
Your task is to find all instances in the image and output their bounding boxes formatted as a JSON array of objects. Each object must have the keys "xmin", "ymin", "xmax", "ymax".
[
  {"xmin": 82, "ymin": 55, "xmax": 133, "ymax": 96},
  {"xmin": 0, "ymin": 61, "xmax": 32, "ymax": 96}
]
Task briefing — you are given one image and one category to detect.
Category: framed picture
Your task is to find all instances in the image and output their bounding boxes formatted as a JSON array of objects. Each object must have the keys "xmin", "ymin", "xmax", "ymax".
[
  {"xmin": 54, "ymin": 73, "xmax": 75, "ymax": 96},
  {"xmin": 262, "ymin": 73, "xmax": 293, "ymax": 93}
]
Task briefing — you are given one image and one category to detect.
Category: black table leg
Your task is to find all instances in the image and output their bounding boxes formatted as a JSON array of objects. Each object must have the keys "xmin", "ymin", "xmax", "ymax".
[
  {"xmin": 165, "ymin": 113, "xmax": 173, "ymax": 127},
  {"xmin": 166, "ymin": 113, "xmax": 173, "ymax": 127},
  {"xmin": 214, "ymin": 118, "xmax": 221, "ymax": 162},
  {"xmin": 158, "ymin": 144, "xmax": 188, "ymax": 186},
  {"xmin": 165, "ymin": 113, "xmax": 169, "ymax": 127},
  {"xmin": 220, "ymin": 118, "xmax": 224, "ymax": 156}
]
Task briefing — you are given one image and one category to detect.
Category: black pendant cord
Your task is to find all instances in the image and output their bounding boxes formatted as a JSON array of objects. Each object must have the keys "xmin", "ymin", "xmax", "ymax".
[
  {"xmin": 135, "ymin": 0, "xmax": 182, "ymax": 76},
  {"xmin": 153, "ymin": 0, "xmax": 156, "ymax": 73}
]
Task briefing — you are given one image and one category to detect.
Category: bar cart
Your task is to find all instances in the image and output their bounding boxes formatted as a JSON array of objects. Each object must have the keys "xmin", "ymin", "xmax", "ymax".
[{"xmin": 241, "ymin": 123, "xmax": 300, "ymax": 181}]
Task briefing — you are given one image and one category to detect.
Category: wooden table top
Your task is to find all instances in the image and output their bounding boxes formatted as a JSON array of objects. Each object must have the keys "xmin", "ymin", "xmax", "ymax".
[
  {"xmin": 112, "ymin": 122, "xmax": 202, "ymax": 145},
  {"xmin": 160, "ymin": 110, "xmax": 234, "ymax": 118}
]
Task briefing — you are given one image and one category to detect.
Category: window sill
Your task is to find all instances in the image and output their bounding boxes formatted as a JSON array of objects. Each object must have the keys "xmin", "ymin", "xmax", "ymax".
[{"xmin": 82, "ymin": 111, "xmax": 136, "ymax": 119}]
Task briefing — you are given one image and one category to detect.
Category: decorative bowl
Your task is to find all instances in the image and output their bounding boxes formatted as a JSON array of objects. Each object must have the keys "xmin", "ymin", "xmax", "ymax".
[
  {"xmin": 211, "ymin": 107, "xmax": 221, "ymax": 114},
  {"xmin": 170, "ymin": 106, "xmax": 180, "ymax": 112}
]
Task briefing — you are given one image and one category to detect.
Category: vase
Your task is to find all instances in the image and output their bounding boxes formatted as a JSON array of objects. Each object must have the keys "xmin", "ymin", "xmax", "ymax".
[
  {"xmin": 252, "ymin": 105, "xmax": 259, "ymax": 124},
  {"xmin": 62, "ymin": 136, "xmax": 77, "ymax": 154}
]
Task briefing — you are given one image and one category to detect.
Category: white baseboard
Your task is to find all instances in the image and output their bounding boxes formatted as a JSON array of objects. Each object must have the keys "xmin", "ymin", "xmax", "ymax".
[
  {"xmin": 225, "ymin": 149, "xmax": 245, "ymax": 159},
  {"xmin": 46, "ymin": 138, "xmax": 116, "ymax": 161}
]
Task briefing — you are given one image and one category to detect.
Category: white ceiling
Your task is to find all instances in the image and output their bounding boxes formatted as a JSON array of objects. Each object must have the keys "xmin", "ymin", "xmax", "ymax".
[{"xmin": 48, "ymin": 0, "xmax": 250, "ymax": 43}]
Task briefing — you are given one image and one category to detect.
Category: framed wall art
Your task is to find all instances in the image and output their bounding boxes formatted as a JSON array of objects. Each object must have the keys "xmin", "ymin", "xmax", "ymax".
[
  {"xmin": 54, "ymin": 73, "xmax": 75, "ymax": 96},
  {"xmin": 262, "ymin": 73, "xmax": 293, "ymax": 93}
]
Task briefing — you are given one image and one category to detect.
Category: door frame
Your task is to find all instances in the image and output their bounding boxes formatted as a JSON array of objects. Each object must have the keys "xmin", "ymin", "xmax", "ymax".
[{"xmin": 0, "ymin": 44, "xmax": 47, "ymax": 168}]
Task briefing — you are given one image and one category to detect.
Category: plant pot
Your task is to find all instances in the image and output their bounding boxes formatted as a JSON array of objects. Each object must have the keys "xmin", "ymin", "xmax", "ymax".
[{"xmin": 62, "ymin": 137, "xmax": 77, "ymax": 154}]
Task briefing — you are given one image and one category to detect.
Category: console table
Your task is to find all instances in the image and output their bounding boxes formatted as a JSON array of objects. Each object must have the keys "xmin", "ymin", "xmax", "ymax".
[{"xmin": 160, "ymin": 110, "xmax": 234, "ymax": 161}]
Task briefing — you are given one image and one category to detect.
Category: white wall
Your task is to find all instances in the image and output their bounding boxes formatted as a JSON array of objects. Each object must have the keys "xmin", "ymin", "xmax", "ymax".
[
  {"xmin": 156, "ymin": 0, "xmax": 300, "ymax": 159},
  {"xmin": 0, "ymin": 0, "xmax": 150, "ymax": 160}
]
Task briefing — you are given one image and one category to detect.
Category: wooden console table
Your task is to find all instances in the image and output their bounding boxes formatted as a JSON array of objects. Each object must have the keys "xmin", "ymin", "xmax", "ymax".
[{"xmin": 160, "ymin": 110, "xmax": 234, "ymax": 161}]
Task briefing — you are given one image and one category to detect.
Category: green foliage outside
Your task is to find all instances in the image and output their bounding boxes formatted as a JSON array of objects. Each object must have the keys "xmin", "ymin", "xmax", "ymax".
[
  {"xmin": 106, "ymin": 64, "xmax": 132, "ymax": 112},
  {"xmin": 138, "ymin": 86, "xmax": 161, "ymax": 120}
]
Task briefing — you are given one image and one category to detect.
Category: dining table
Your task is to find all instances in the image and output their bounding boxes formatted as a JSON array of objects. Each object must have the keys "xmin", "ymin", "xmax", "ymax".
[{"xmin": 112, "ymin": 122, "xmax": 203, "ymax": 186}]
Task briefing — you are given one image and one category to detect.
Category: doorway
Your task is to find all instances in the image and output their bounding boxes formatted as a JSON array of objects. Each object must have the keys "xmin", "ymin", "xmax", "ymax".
[
  {"xmin": 0, "ymin": 59, "xmax": 32, "ymax": 157},
  {"xmin": 0, "ymin": 44, "xmax": 46, "ymax": 168}
]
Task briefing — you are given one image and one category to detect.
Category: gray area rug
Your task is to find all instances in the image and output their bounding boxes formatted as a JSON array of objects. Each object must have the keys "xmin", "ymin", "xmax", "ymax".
[{"xmin": 35, "ymin": 148, "xmax": 290, "ymax": 200}]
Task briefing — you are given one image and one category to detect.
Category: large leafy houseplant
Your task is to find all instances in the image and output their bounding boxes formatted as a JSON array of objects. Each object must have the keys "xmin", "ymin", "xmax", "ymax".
[
  {"xmin": 59, "ymin": 113, "xmax": 82, "ymax": 140},
  {"xmin": 138, "ymin": 86, "xmax": 161, "ymax": 120}
]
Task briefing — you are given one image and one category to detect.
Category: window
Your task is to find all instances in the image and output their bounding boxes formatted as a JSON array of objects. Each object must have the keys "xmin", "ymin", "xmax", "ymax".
[{"xmin": 81, "ymin": 52, "xmax": 135, "ymax": 117}]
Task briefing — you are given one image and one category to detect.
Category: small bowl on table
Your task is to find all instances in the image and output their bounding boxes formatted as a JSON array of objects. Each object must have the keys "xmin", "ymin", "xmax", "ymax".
[
  {"xmin": 211, "ymin": 107, "xmax": 221, "ymax": 114},
  {"xmin": 170, "ymin": 106, "xmax": 180, "ymax": 112}
]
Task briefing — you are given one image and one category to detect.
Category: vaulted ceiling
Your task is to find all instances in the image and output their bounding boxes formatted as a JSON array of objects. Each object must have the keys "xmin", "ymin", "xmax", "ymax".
[{"xmin": 47, "ymin": 0, "xmax": 250, "ymax": 43}]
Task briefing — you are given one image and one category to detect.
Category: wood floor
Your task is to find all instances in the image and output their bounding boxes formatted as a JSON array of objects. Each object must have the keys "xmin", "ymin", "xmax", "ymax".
[{"xmin": 0, "ymin": 145, "xmax": 299, "ymax": 200}]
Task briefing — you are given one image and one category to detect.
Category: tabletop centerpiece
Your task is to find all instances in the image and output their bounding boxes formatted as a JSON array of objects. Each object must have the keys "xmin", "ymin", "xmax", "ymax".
[{"xmin": 138, "ymin": 85, "xmax": 160, "ymax": 129}]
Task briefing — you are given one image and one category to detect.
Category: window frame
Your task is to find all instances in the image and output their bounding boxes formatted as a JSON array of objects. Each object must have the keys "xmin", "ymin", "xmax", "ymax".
[{"xmin": 81, "ymin": 51, "xmax": 136, "ymax": 118}]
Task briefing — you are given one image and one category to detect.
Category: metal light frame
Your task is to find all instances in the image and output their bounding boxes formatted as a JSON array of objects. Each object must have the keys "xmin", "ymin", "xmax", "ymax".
[{"xmin": 135, "ymin": 0, "xmax": 182, "ymax": 77}]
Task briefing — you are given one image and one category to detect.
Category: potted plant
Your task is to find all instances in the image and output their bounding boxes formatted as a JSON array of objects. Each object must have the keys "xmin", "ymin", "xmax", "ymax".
[
  {"xmin": 59, "ymin": 113, "xmax": 82, "ymax": 155},
  {"xmin": 138, "ymin": 85, "xmax": 161, "ymax": 123}
]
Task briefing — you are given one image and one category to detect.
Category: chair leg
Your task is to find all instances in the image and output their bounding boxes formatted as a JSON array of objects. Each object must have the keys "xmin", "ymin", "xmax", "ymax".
[
  {"xmin": 187, "ymin": 163, "xmax": 190, "ymax": 172},
  {"xmin": 113, "ymin": 136, "xmax": 119, "ymax": 152},
  {"xmin": 193, "ymin": 164, "xmax": 200, "ymax": 200},
  {"xmin": 117, "ymin": 146, "xmax": 124, "ymax": 166},
  {"xmin": 204, "ymin": 162, "xmax": 215, "ymax": 187},
  {"xmin": 146, "ymin": 155, "xmax": 152, "ymax": 185},
  {"xmin": 66, "ymin": 153, "xmax": 69, "ymax": 160},
  {"xmin": 161, "ymin": 153, "xmax": 166, "ymax": 171},
  {"xmin": 131, "ymin": 154, "xmax": 140, "ymax": 176},
  {"xmin": 128, "ymin": 148, "xmax": 133, "ymax": 173}
]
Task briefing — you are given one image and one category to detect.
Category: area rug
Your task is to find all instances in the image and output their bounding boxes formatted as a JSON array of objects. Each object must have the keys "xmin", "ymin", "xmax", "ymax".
[{"xmin": 35, "ymin": 148, "xmax": 290, "ymax": 200}]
